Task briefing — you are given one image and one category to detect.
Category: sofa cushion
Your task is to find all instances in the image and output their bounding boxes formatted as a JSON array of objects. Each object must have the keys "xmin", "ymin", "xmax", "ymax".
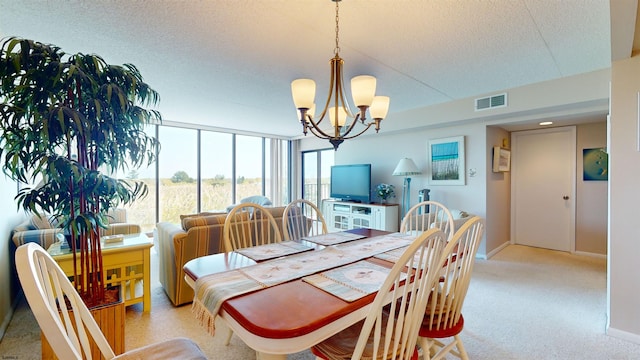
[
  {"xmin": 30, "ymin": 214, "xmax": 53, "ymax": 230},
  {"xmin": 182, "ymin": 214, "xmax": 227, "ymax": 231},
  {"xmin": 180, "ymin": 212, "xmax": 224, "ymax": 230}
]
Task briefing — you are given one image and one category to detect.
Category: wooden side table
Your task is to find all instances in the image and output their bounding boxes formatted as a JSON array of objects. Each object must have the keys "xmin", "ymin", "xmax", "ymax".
[{"xmin": 47, "ymin": 233, "xmax": 153, "ymax": 312}]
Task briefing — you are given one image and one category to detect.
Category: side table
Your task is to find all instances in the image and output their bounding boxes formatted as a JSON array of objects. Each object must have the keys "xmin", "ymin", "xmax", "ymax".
[{"xmin": 47, "ymin": 233, "xmax": 153, "ymax": 312}]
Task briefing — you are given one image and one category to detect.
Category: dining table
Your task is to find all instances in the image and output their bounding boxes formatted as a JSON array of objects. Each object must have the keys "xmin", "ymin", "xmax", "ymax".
[{"xmin": 183, "ymin": 228, "xmax": 418, "ymax": 360}]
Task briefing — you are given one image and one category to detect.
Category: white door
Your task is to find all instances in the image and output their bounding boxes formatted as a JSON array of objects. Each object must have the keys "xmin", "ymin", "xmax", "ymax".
[{"xmin": 511, "ymin": 127, "xmax": 576, "ymax": 252}]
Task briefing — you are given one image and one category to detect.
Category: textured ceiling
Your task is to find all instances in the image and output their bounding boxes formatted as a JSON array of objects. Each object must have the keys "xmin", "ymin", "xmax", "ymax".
[{"xmin": 0, "ymin": 1, "xmax": 617, "ymax": 138}]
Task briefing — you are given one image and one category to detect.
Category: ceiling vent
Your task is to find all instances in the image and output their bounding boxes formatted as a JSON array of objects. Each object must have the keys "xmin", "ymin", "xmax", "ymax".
[{"xmin": 475, "ymin": 93, "xmax": 507, "ymax": 111}]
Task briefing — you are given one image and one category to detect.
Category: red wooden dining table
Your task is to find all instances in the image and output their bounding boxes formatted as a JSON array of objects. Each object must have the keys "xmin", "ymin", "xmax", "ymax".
[{"xmin": 183, "ymin": 228, "xmax": 392, "ymax": 360}]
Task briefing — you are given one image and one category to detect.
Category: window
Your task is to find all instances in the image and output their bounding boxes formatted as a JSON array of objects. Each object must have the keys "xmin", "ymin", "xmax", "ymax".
[
  {"xmin": 201, "ymin": 131, "xmax": 233, "ymax": 211},
  {"xmin": 302, "ymin": 149, "xmax": 334, "ymax": 207},
  {"xmin": 235, "ymin": 135, "xmax": 264, "ymax": 203},
  {"xmin": 158, "ymin": 126, "xmax": 198, "ymax": 223}
]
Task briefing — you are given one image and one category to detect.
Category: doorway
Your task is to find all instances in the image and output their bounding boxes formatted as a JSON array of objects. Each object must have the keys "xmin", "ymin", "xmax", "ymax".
[{"xmin": 511, "ymin": 126, "xmax": 576, "ymax": 252}]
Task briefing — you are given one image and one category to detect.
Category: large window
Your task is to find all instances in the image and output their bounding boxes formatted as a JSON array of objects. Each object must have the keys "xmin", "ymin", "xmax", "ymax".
[
  {"xmin": 302, "ymin": 149, "xmax": 334, "ymax": 207},
  {"xmin": 119, "ymin": 123, "xmax": 290, "ymax": 231},
  {"xmin": 235, "ymin": 135, "xmax": 263, "ymax": 203},
  {"xmin": 201, "ymin": 131, "xmax": 233, "ymax": 211},
  {"xmin": 158, "ymin": 127, "xmax": 198, "ymax": 224}
]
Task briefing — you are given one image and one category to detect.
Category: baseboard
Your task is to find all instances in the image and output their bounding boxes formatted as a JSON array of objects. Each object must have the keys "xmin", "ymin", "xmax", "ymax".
[
  {"xmin": 0, "ymin": 291, "xmax": 22, "ymax": 341},
  {"xmin": 573, "ymin": 250, "xmax": 607, "ymax": 259},
  {"xmin": 607, "ymin": 326, "xmax": 640, "ymax": 345},
  {"xmin": 482, "ymin": 241, "xmax": 510, "ymax": 260}
]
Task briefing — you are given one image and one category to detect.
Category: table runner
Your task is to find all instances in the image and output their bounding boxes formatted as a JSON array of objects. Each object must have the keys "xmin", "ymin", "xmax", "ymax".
[{"xmin": 192, "ymin": 233, "xmax": 415, "ymax": 336}]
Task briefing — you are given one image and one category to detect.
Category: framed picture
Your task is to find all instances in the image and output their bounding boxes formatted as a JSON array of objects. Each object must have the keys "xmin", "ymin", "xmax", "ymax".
[
  {"xmin": 492, "ymin": 146, "xmax": 511, "ymax": 172},
  {"xmin": 428, "ymin": 136, "xmax": 465, "ymax": 185},
  {"xmin": 583, "ymin": 148, "xmax": 608, "ymax": 181}
]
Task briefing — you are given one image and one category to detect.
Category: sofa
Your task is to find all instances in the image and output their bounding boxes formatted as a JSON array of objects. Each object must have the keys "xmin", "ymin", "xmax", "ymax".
[
  {"xmin": 11, "ymin": 208, "xmax": 141, "ymax": 249},
  {"xmin": 154, "ymin": 206, "xmax": 287, "ymax": 306}
]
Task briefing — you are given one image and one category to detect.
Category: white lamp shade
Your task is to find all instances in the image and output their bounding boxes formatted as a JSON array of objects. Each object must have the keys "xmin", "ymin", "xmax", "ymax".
[
  {"xmin": 329, "ymin": 106, "xmax": 347, "ymax": 126},
  {"xmin": 351, "ymin": 75, "xmax": 376, "ymax": 107},
  {"xmin": 370, "ymin": 96, "xmax": 390, "ymax": 119},
  {"xmin": 291, "ymin": 79, "xmax": 316, "ymax": 109},
  {"xmin": 393, "ymin": 158, "xmax": 422, "ymax": 176}
]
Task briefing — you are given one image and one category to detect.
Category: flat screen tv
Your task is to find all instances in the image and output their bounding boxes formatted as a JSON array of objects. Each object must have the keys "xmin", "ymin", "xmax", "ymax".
[{"xmin": 330, "ymin": 164, "xmax": 371, "ymax": 203}]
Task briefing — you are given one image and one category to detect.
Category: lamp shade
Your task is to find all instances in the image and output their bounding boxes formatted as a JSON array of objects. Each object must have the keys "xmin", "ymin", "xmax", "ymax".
[
  {"xmin": 351, "ymin": 75, "xmax": 376, "ymax": 107},
  {"xmin": 370, "ymin": 96, "xmax": 390, "ymax": 120},
  {"xmin": 291, "ymin": 79, "xmax": 316, "ymax": 109},
  {"xmin": 329, "ymin": 106, "xmax": 348, "ymax": 127},
  {"xmin": 392, "ymin": 158, "xmax": 421, "ymax": 176}
]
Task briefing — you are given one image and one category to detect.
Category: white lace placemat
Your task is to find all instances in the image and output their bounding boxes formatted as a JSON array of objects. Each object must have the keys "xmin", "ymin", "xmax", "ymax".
[
  {"xmin": 303, "ymin": 260, "xmax": 406, "ymax": 302},
  {"xmin": 302, "ymin": 232, "xmax": 366, "ymax": 246},
  {"xmin": 235, "ymin": 241, "xmax": 313, "ymax": 262}
]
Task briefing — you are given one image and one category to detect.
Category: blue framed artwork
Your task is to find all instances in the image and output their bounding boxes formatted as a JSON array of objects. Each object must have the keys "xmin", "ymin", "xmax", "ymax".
[
  {"xmin": 583, "ymin": 148, "xmax": 608, "ymax": 181},
  {"xmin": 428, "ymin": 136, "xmax": 465, "ymax": 185}
]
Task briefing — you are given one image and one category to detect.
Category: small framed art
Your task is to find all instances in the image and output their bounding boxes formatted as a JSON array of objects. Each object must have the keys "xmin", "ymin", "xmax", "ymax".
[
  {"xmin": 428, "ymin": 136, "xmax": 465, "ymax": 185},
  {"xmin": 492, "ymin": 146, "xmax": 511, "ymax": 172}
]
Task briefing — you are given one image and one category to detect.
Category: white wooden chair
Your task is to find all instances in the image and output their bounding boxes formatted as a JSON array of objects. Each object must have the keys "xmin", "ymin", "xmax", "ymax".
[
  {"xmin": 15, "ymin": 242, "xmax": 207, "ymax": 360},
  {"xmin": 222, "ymin": 202, "xmax": 283, "ymax": 346},
  {"xmin": 418, "ymin": 216, "xmax": 485, "ymax": 360},
  {"xmin": 223, "ymin": 202, "xmax": 282, "ymax": 252},
  {"xmin": 400, "ymin": 201, "xmax": 456, "ymax": 241},
  {"xmin": 311, "ymin": 228, "xmax": 448, "ymax": 360},
  {"xmin": 282, "ymin": 199, "xmax": 328, "ymax": 241}
]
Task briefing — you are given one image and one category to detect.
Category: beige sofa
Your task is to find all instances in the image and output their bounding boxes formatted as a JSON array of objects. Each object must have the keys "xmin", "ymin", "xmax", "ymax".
[
  {"xmin": 11, "ymin": 208, "xmax": 140, "ymax": 249},
  {"xmin": 154, "ymin": 206, "xmax": 286, "ymax": 306}
]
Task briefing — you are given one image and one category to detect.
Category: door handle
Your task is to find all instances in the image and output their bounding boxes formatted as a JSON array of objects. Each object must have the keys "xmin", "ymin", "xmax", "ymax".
[{"xmin": 563, "ymin": 195, "xmax": 569, "ymax": 200}]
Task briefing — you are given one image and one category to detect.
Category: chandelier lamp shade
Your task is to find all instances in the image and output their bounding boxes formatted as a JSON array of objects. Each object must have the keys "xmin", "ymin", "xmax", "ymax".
[
  {"xmin": 393, "ymin": 158, "xmax": 422, "ymax": 218},
  {"xmin": 291, "ymin": 0, "xmax": 390, "ymax": 150}
]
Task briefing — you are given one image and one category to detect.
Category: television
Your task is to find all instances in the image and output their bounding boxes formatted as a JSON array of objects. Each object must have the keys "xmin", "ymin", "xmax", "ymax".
[{"xmin": 330, "ymin": 164, "xmax": 371, "ymax": 203}]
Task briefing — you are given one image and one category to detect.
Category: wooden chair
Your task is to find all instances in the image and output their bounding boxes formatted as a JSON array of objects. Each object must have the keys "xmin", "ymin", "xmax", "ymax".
[
  {"xmin": 418, "ymin": 216, "xmax": 485, "ymax": 360},
  {"xmin": 222, "ymin": 202, "xmax": 283, "ymax": 346},
  {"xmin": 311, "ymin": 228, "xmax": 448, "ymax": 360},
  {"xmin": 400, "ymin": 201, "xmax": 455, "ymax": 241},
  {"xmin": 282, "ymin": 199, "xmax": 328, "ymax": 241},
  {"xmin": 15, "ymin": 242, "xmax": 207, "ymax": 360},
  {"xmin": 223, "ymin": 202, "xmax": 282, "ymax": 252}
]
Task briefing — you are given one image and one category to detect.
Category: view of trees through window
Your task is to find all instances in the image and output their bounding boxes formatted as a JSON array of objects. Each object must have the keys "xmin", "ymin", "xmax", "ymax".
[{"xmin": 117, "ymin": 125, "xmax": 289, "ymax": 233}]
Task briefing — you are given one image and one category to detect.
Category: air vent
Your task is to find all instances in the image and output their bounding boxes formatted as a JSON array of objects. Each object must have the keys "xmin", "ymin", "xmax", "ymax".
[{"xmin": 475, "ymin": 93, "xmax": 507, "ymax": 111}]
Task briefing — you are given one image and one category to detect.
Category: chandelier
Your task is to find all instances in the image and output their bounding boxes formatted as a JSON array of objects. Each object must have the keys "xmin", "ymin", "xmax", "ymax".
[{"xmin": 291, "ymin": 0, "xmax": 390, "ymax": 150}]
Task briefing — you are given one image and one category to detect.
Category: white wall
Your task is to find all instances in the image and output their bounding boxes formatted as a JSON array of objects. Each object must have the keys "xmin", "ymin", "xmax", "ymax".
[
  {"xmin": 0, "ymin": 174, "xmax": 24, "ymax": 339},
  {"xmin": 576, "ymin": 122, "xmax": 608, "ymax": 255},
  {"xmin": 298, "ymin": 70, "xmax": 610, "ymax": 259},
  {"xmin": 608, "ymin": 55, "xmax": 640, "ymax": 341}
]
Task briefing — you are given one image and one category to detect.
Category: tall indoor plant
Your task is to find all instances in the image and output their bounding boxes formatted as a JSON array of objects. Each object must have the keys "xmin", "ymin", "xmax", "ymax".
[{"xmin": 0, "ymin": 37, "xmax": 160, "ymax": 306}]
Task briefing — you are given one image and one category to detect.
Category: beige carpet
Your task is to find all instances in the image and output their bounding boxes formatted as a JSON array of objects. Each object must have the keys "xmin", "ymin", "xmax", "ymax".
[{"xmin": 2, "ymin": 244, "xmax": 640, "ymax": 359}]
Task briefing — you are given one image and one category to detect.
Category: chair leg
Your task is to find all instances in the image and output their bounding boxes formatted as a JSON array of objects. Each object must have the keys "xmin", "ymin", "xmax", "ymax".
[
  {"xmin": 224, "ymin": 325, "xmax": 234, "ymax": 346},
  {"xmin": 418, "ymin": 336, "xmax": 434, "ymax": 360},
  {"xmin": 454, "ymin": 334, "xmax": 469, "ymax": 360}
]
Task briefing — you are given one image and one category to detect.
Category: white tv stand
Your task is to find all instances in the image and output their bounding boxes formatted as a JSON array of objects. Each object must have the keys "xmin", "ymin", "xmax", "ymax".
[{"xmin": 322, "ymin": 199, "xmax": 399, "ymax": 233}]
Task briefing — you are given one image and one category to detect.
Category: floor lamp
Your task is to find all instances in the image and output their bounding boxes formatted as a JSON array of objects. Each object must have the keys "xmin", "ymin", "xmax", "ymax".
[{"xmin": 392, "ymin": 158, "xmax": 422, "ymax": 218}]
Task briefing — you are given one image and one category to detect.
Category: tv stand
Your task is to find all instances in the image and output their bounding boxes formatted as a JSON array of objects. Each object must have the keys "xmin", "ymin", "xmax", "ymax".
[{"xmin": 322, "ymin": 200, "xmax": 399, "ymax": 232}]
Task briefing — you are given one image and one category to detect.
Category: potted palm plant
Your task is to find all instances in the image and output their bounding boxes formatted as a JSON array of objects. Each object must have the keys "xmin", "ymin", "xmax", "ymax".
[{"xmin": 0, "ymin": 37, "xmax": 161, "ymax": 308}]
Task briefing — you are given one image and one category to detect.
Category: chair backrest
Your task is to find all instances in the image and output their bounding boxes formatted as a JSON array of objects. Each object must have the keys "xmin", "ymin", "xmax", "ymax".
[
  {"xmin": 15, "ymin": 243, "xmax": 115, "ymax": 360},
  {"xmin": 223, "ymin": 202, "xmax": 282, "ymax": 252},
  {"xmin": 400, "ymin": 201, "xmax": 455, "ymax": 241},
  {"xmin": 423, "ymin": 216, "xmax": 485, "ymax": 332},
  {"xmin": 351, "ymin": 228, "xmax": 448, "ymax": 360},
  {"xmin": 282, "ymin": 199, "xmax": 328, "ymax": 241}
]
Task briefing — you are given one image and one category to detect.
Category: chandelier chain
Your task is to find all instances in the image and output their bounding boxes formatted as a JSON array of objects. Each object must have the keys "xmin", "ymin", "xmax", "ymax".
[{"xmin": 334, "ymin": 0, "xmax": 340, "ymax": 55}]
